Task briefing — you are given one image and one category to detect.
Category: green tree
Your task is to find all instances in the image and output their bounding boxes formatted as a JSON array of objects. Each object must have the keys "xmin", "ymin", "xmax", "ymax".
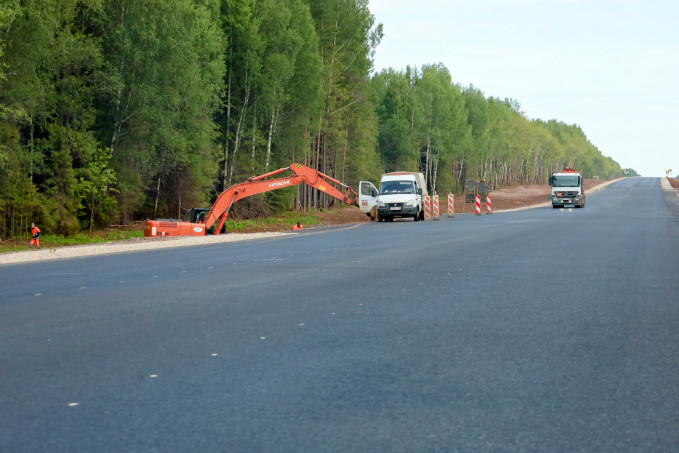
[
  {"xmin": 96, "ymin": 0, "xmax": 224, "ymax": 220},
  {"xmin": 0, "ymin": 0, "xmax": 105, "ymax": 235},
  {"xmin": 219, "ymin": 0, "xmax": 260, "ymax": 188},
  {"xmin": 77, "ymin": 147, "xmax": 117, "ymax": 233},
  {"xmin": 0, "ymin": 0, "xmax": 20, "ymax": 120},
  {"xmin": 371, "ymin": 68, "xmax": 418, "ymax": 171},
  {"xmin": 256, "ymin": 0, "xmax": 325, "ymax": 211},
  {"xmin": 307, "ymin": 0, "xmax": 382, "ymax": 208},
  {"xmin": 411, "ymin": 64, "xmax": 469, "ymax": 193}
]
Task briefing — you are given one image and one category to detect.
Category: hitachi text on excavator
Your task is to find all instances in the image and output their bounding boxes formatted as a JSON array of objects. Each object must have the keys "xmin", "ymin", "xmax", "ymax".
[{"xmin": 144, "ymin": 163, "xmax": 361, "ymax": 237}]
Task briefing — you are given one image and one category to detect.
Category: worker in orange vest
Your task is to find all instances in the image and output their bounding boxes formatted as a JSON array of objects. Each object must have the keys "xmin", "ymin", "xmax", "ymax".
[
  {"xmin": 291, "ymin": 221, "xmax": 303, "ymax": 231},
  {"xmin": 29, "ymin": 223, "xmax": 41, "ymax": 249}
]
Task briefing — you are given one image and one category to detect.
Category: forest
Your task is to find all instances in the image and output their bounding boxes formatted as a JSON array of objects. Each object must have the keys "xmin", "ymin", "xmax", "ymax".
[{"xmin": 0, "ymin": 0, "xmax": 633, "ymax": 238}]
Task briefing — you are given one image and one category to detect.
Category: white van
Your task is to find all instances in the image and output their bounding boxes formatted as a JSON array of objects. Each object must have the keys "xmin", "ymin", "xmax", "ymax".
[{"xmin": 359, "ymin": 172, "xmax": 428, "ymax": 221}]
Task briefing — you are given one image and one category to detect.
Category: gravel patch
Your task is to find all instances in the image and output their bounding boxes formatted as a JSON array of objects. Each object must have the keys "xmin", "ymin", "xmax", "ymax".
[
  {"xmin": 0, "ymin": 232, "xmax": 289, "ymax": 266},
  {"xmin": 661, "ymin": 177, "xmax": 678, "ymax": 195}
]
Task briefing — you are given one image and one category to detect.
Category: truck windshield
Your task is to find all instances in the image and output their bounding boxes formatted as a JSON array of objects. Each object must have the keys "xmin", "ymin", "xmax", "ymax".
[
  {"xmin": 552, "ymin": 175, "xmax": 580, "ymax": 187},
  {"xmin": 380, "ymin": 180, "xmax": 415, "ymax": 194}
]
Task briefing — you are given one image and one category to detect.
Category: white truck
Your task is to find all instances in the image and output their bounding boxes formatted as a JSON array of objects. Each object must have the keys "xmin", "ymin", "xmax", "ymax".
[
  {"xmin": 549, "ymin": 167, "xmax": 586, "ymax": 208},
  {"xmin": 358, "ymin": 172, "xmax": 428, "ymax": 221}
]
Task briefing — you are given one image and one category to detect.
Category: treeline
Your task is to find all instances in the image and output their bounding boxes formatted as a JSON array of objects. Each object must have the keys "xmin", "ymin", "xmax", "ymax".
[
  {"xmin": 371, "ymin": 65, "xmax": 624, "ymax": 193},
  {"xmin": 0, "ymin": 0, "xmax": 625, "ymax": 238}
]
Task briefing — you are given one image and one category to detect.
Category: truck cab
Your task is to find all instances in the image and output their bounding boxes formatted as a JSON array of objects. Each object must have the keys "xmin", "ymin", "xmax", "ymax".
[{"xmin": 550, "ymin": 167, "xmax": 585, "ymax": 208}]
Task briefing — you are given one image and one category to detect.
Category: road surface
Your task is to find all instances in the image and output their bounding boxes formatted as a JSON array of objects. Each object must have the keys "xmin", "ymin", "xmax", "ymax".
[{"xmin": 2, "ymin": 177, "xmax": 678, "ymax": 452}]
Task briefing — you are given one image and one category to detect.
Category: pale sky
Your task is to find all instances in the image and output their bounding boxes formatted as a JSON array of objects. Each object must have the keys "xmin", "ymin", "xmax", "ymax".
[{"xmin": 368, "ymin": 0, "xmax": 679, "ymax": 177}]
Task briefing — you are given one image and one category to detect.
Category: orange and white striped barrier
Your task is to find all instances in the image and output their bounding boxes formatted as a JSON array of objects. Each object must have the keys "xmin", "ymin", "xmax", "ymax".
[
  {"xmin": 424, "ymin": 195, "xmax": 431, "ymax": 220},
  {"xmin": 433, "ymin": 194, "xmax": 440, "ymax": 220},
  {"xmin": 448, "ymin": 193, "xmax": 454, "ymax": 218},
  {"xmin": 486, "ymin": 194, "xmax": 493, "ymax": 214},
  {"xmin": 475, "ymin": 195, "xmax": 481, "ymax": 216}
]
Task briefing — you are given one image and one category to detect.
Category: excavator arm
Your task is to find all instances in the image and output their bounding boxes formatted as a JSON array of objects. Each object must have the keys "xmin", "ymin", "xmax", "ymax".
[
  {"xmin": 204, "ymin": 163, "xmax": 358, "ymax": 234},
  {"xmin": 144, "ymin": 163, "xmax": 358, "ymax": 237}
]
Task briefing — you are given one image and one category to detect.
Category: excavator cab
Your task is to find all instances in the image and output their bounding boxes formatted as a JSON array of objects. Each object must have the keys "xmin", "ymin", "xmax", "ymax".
[
  {"xmin": 184, "ymin": 208, "xmax": 211, "ymax": 224},
  {"xmin": 184, "ymin": 208, "xmax": 224, "ymax": 234}
]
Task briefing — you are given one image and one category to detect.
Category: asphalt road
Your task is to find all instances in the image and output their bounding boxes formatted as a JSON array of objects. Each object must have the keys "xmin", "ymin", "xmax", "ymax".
[{"xmin": 2, "ymin": 177, "xmax": 678, "ymax": 452}]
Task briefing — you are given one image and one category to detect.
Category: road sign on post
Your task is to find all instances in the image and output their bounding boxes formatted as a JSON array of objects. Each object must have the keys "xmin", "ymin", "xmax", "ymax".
[
  {"xmin": 465, "ymin": 179, "xmax": 478, "ymax": 204},
  {"xmin": 478, "ymin": 180, "xmax": 488, "ymax": 201}
]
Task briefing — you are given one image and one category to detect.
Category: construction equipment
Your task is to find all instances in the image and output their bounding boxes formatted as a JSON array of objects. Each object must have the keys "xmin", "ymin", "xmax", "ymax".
[{"xmin": 144, "ymin": 163, "xmax": 359, "ymax": 237}]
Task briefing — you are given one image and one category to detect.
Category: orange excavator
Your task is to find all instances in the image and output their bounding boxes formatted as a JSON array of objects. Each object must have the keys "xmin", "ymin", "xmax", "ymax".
[{"xmin": 144, "ymin": 163, "xmax": 360, "ymax": 237}]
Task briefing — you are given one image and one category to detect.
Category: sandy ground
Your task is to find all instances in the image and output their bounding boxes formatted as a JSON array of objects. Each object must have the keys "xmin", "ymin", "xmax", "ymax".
[
  {"xmin": 0, "ymin": 177, "xmax": 645, "ymax": 266},
  {"xmin": 0, "ymin": 232, "xmax": 294, "ymax": 266},
  {"xmin": 663, "ymin": 176, "xmax": 679, "ymax": 192}
]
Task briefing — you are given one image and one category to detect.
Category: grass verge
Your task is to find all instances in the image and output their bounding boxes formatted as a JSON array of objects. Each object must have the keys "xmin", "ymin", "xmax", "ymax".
[
  {"xmin": 0, "ymin": 230, "xmax": 143, "ymax": 253},
  {"xmin": 1, "ymin": 211, "xmax": 324, "ymax": 253}
]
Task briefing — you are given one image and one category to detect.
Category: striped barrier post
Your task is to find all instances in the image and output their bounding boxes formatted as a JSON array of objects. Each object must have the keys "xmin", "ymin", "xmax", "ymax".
[
  {"xmin": 424, "ymin": 195, "xmax": 431, "ymax": 220},
  {"xmin": 475, "ymin": 194, "xmax": 481, "ymax": 216},
  {"xmin": 448, "ymin": 193, "xmax": 454, "ymax": 218},
  {"xmin": 433, "ymin": 193, "xmax": 440, "ymax": 220},
  {"xmin": 486, "ymin": 194, "xmax": 493, "ymax": 214}
]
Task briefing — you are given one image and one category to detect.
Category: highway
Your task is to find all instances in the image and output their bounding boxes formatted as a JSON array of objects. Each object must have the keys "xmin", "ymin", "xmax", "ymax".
[{"xmin": 2, "ymin": 177, "xmax": 678, "ymax": 452}]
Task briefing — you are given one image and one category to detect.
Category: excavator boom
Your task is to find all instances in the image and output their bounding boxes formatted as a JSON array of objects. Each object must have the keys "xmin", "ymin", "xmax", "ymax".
[{"xmin": 144, "ymin": 163, "xmax": 358, "ymax": 237}]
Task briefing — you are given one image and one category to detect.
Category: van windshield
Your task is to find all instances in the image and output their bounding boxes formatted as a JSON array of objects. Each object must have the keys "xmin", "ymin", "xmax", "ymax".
[
  {"xmin": 552, "ymin": 175, "xmax": 580, "ymax": 187},
  {"xmin": 380, "ymin": 180, "xmax": 415, "ymax": 194}
]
